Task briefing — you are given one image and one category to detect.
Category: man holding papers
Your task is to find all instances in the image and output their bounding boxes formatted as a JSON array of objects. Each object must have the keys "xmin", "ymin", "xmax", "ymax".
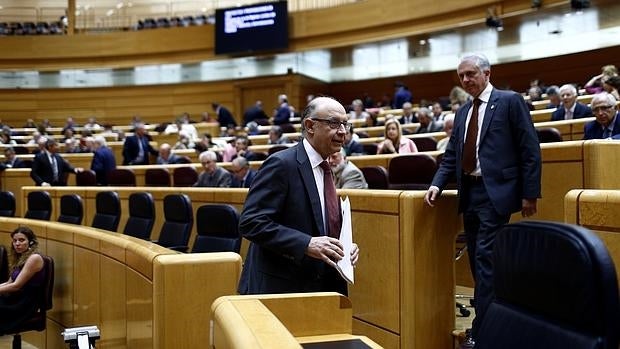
[{"xmin": 238, "ymin": 96, "xmax": 359, "ymax": 295}]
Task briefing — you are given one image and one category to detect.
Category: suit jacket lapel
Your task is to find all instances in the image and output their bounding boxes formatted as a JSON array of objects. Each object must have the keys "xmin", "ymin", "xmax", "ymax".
[
  {"xmin": 296, "ymin": 144, "xmax": 325, "ymax": 236},
  {"xmin": 479, "ymin": 89, "xmax": 498, "ymax": 143}
]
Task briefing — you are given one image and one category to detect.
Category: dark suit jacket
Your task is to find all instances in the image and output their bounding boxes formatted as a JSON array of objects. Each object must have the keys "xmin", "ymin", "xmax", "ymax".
[
  {"xmin": 122, "ymin": 135, "xmax": 157, "ymax": 165},
  {"xmin": 0, "ymin": 158, "xmax": 25, "ymax": 170},
  {"xmin": 273, "ymin": 104, "xmax": 290, "ymax": 125},
  {"xmin": 30, "ymin": 152, "xmax": 75, "ymax": 186},
  {"xmin": 238, "ymin": 143, "xmax": 347, "ymax": 295},
  {"xmin": 583, "ymin": 113, "xmax": 620, "ymax": 140},
  {"xmin": 431, "ymin": 88, "xmax": 541, "ymax": 216},
  {"xmin": 218, "ymin": 106, "xmax": 237, "ymax": 127},
  {"xmin": 244, "ymin": 106, "xmax": 268, "ymax": 125},
  {"xmin": 231, "ymin": 169, "xmax": 257, "ymax": 188},
  {"xmin": 551, "ymin": 102, "xmax": 593, "ymax": 121},
  {"xmin": 343, "ymin": 139, "xmax": 363, "ymax": 156},
  {"xmin": 91, "ymin": 146, "xmax": 117, "ymax": 185}
]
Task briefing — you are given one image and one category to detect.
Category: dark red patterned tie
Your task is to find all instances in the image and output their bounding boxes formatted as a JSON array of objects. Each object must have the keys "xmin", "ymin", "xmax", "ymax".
[
  {"xmin": 462, "ymin": 98, "xmax": 481, "ymax": 174},
  {"xmin": 320, "ymin": 161, "xmax": 341, "ymax": 239}
]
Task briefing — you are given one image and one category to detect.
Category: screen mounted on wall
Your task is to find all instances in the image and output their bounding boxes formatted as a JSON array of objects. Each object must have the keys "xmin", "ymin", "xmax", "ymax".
[{"xmin": 215, "ymin": 1, "xmax": 289, "ymax": 55}]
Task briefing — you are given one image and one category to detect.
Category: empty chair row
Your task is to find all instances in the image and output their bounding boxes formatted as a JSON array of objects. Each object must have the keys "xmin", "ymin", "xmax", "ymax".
[
  {"xmin": 360, "ymin": 153, "xmax": 439, "ymax": 190},
  {"xmin": 76, "ymin": 167, "xmax": 200, "ymax": 187},
  {"xmin": 20, "ymin": 190, "xmax": 240, "ymax": 254}
]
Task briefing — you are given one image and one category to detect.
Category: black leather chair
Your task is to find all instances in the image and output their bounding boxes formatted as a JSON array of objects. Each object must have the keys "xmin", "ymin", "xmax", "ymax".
[
  {"xmin": 0, "ymin": 191, "xmax": 16, "ymax": 217},
  {"xmin": 76, "ymin": 169, "xmax": 97, "ymax": 186},
  {"xmin": 387, "ymin": 153, "xmax": 437, "ymax": 190},
  {"xmin": 7, "ymin": 255, "xmax": 54, "ymax": 349},
  {"xmin": 145, "ymin": 168, "xmax": 171, "ymax": 186},
  {"xmin": 536, "ymin": 127, "xmax": 563, "ymax": 143},
  {"xmin": 172, "ymin": 167, "xmax": 198, "ymax": 187},
  {"xmin": 154, "ymin": 194, "xmax": 193, "ymax": 252},
  {"xmin": 0, "ymin": 245, "xmax": 8, "ymax": 283},
  {"xmin": 57, "ymin": 194, "xmax": 83, "ymax": 225},
  {"xmin": 476, "ymin": 221, "xmax": 620, "ymax": 349},
  {"xmin": 24, "ymin": 191, "xmax": 52, "ymax": 221},
  {"xmin": 191, "ymin": 204, "xmax": 241, "ymax": 253},
  {"xmin": 123, "ymin": 192, "xmax": 155, "ymax": 241},
  {"xmin": 91, "ymin": 191, "xmax": 121, "ymax": 232},
  {"xmin": 360, "ymin": 166, "xmax": 389, "ymax": 189},
  {"xmin": 107, "ymin": 168, "xmax": 136, "ymax": 186},
  {"xmin": 411, "ymin": 136, "xmax": 438, "ymax": 151}
]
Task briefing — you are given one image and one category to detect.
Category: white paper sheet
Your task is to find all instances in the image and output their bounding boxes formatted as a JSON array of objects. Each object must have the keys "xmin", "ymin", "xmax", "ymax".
[{"xmin": 336, "ymin": 196, "xmax": 354, "ymax": 284}]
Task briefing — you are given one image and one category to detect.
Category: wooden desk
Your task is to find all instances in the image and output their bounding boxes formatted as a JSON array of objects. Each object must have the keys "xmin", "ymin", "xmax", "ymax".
[
  {"xmin": 0, "ymin": 217, "xmax": 241, "ymax": 349},
  {"xmin": 212, "ymin": 293, "xmax": 382, "ymax": 348}
]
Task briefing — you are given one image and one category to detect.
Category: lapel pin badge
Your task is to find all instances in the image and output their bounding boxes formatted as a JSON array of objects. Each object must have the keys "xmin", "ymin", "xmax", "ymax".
[{"xmin": 490, "ymin": 105, "xmax": 495, "ymax": 109}]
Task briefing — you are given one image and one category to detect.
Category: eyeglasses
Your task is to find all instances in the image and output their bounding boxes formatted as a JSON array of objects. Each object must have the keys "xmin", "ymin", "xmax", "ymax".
[
  {"xmin": 311, "ymin": 118, "xmax": 352, "ymax": 131},
  {"xmin": 592, "ymin": 105, "xmax": 616, "ymax": 113}
]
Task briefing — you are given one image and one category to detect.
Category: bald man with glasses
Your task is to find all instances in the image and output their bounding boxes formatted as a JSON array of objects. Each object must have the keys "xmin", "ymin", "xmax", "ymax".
[{"xmin": 238, "ymin": 96, "xmax": 359, "ymax": 295}]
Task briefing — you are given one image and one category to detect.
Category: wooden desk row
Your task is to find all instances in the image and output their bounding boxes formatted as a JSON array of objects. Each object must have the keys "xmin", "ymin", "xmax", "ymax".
[{"xmin": 0, "ymin": 217, "xmax": 241, "ymax": 349}]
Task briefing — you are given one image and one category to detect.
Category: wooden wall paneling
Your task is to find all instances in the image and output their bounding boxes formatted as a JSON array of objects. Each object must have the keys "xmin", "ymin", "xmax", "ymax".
[
  {"xmin": 73, "ymin": 246, "xmax": 101, "ymax": 326},
  {"xmin": 126, "ymin": 269, "xmax": 154, "ymax": 349}
]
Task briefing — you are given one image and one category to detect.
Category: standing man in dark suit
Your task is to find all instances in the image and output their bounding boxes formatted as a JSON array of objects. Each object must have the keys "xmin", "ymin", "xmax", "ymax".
[
  {"xmin": 122, "ymin": 123, "xmax": 157, "ymax": 165},
  {"xmin": 31, "ymin": 139, "xmax": 83, "ymax": 186},
  {"xmin": 238, "ymin": 96, "xmax": 360, "ymax": 295},
  {"xmin": 550, "ymin": 84, "xmax": 593, "ymax": 121},
  {"xmin": 91, "ymin": 136, "xmax": 116, "ymax": 185},
  {"xmin": 424, "ymin": 53, "xmax": 541, "ymax": 348},
  {"xmin": 583, "ymin": 92, "xmax": 620, "ymax": 139},
  {"xmin": 243, "ymin": 100, "xmax": 269, "ymax": 126},
  {"xmin": 212, "ymin": 102, "xmax": 237, "ymax": 128},
  {"xmin": 229, "ymin": 156, "xmax": 257, "ymax": 188}
]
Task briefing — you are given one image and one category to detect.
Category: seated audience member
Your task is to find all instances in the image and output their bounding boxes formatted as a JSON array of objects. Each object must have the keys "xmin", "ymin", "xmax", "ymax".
[
  {"xmin": 0, "ymin": 147, "xmax": 25, "ymax": 170},
  {"xmin": 602, "ymin": 75, "xmax": 620, "ymax": 100},
  {"xmin": 399, "ymin": 102, "xmax": 418, "ymax": 125},
  {"xmin": 342, "ymin": 126, "xmax": 363, "ymax": 156},
  {"xmin": 349, "ymin": 99, "xmax": 370, "ymax": 120},
  {"xmin": 449, "ymin": 85, "xmax": 471, "ymax": 106},
  {"xmin": 193, "ymin": 150, "xmax": 231, "ymax": 188},
  {"xmin": 200, "ymin": 111, "xmax": 217, "ymax": 123},
  {"xmin": 584, "ymin": 64, "xmax": 618, "ymax": 94},
  {"xmin": 79, "ymin": 136, "xmax": 95, "ymax": 153},
  {"xmin": 525, "ymin": 86, "xmax": 543, "ymax": 111},
  {"xmin": 328, "ymin": 149, "xmax": 368, "ymax": 189},
  {"xmin": 172, "ymin": 131, "xmax": 191, "ymax": 150},
  {"xmin": 194, "ymin": 133, "xmax": 219, "ymax": 152},
  {"xmin": 63, "ymin": 116, "xmax": 77, "ymax": 130},
  {"xmin": 436, "ymin": 113, "xmax": 455, "ymax": 151},
  {"xmin": 451, "ymin": 102, "xmax": 461, "ymax": 113},
  {"xmin": 64, "ymin": 138, "xmax": 81, "ymax": 153},
  {"xmin": 273, "ymin": 94, "xmax": 291, "ymax": 125},
  {"xmin": 91, "ymin": 136, "xmax": 117, "ymax": 185},
  {"xmin": 23, "ymin": 119, "xmax": 37, "ymax": 128},
  {"xmin": 545, "ymin": 85, "xmax": 561, "ymax": 109},
  {"xmin": 83, "ymin": 116, "xmax": 101, "ymax": 130},
  {"xmin": 431, "ymin": 102, "xmax": 446, "ymax": 121},
  {"xmin": 551, "ymin": 84, "xmax": 593, "ymax": 121},
  {"xmin": 245, "ymin": 121, "xmax": 261, "ymax": 136},
  {"xmin": 267, "ymin": 126, "xmax": 291, "ymax": 145},
  {"xmin": 0, "ymin": 226, "xmax": 46, "ymax": 334},
  {"xmin": 583, "ymin": 92, "xmax": 620, "ymax": 140},
  {"xmin": 229, "ymin": 156, "xmax": 256, "ymax": 188},
  {"xmin": 243, "ymin": 100, "xmax": 269, "ymax": 126},
  {"xmin": 61, "ymin": 127, "xmax": 75, "ymax": 142},
  {"xmin": 212, "ymin": 102, "xmax": 237, "ymax": 128},
  {"xmin": 122, "ymin": 123, "xmax": 158, "ymax": 165},
  {"xmin": 156, "ymin": 143, "xmax": 182, "ymax": 164},
  {"xmin": 32, "ymin": 136, "xmax": 47, "ymax": 155},
  {"xmin": 377, "ymin": 118, "xmax": 418, "ymax": 154},
  {"xmin": 415, "ymin": 107, "xmax": 443, "ymax": 134},
  {"xmin": 0, "ymin": 131, "xmax": 16, "ymax": 145},
  {"xmin": 233, "ymin": 136, "xmax": 259, "ymax": 161},
  {"xmin": 31, "ymin": 139, "xmax": 83, "ymax": 186}
]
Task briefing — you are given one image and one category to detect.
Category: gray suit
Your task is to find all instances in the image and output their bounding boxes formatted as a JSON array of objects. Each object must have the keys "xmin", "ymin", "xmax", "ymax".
[
  {"xmin": 334, "ymin": 161, "xmax": 368, "ymax": 189},
  {"xmin": 193, "ymin": 167, "xmax": 232, "ymax": 187}
]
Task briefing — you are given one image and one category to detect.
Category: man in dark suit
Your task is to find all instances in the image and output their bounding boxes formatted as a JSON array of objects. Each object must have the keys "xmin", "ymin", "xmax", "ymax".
[
  {"xmin": 424, "ymin": 53, "xmax": 541, "ymax": 348},
  {"xmin": 273, "ymin": 94, "xmax": 291, "ymax": 125},
  {"xmin": 91, "ymin": 136, "xmax": 117, "ymax": 185},
  {"xmin": 399, "ymin": 102, "xmax": 418, "ymax": 125},
  {"xmin": 122, "ymin": 123, "xmax": 157, "ymax": 165},
  {"xmin": 212, "ymin": 102, "xmax": 237, "ymax": 128},
  {"xmin": 229, "ymin": 156, "xmax": 257, "ymax": 188},
  {"xmin": 583, "ymin": 92, "xmax": 620, "ymax": 140},
  {"xmin": 0, "ymin": 147, "xmax": 25, "ymax": 170},
  {"xmin": 31, "ymin": 139, "xmax": 83, "ymax": 186},
  {"xmin": 238, "ymin": 96, "xmax": 359, "ymax": 295},
  {"xmin": 551, "ymin": 84, "xmax": 593, "ymax": 121},
  {"xmin": 415, "ymin": 107, "xmax": 443, "ymax": 134},
  {"xmin": 243, "ymin": 100, "xmax": 269, "ymax": 126}
]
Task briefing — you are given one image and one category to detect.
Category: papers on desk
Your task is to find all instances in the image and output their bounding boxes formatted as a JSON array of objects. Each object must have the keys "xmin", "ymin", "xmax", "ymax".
[{"xmin": 336, "ymin": 196, "xmax": 354, "ymax": 284}]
